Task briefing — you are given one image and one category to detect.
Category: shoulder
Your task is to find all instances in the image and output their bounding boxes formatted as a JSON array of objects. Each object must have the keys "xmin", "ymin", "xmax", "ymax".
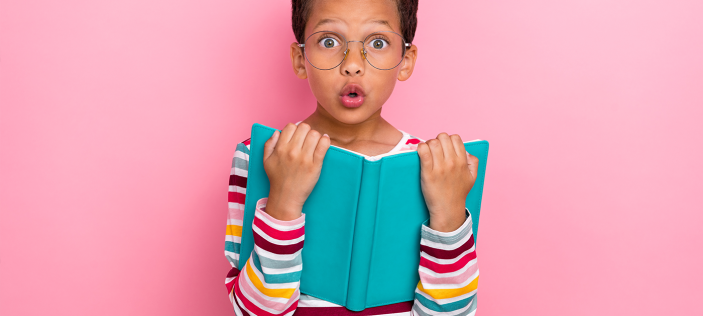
[
  {"xmin": 398, "ymin": 132, "xmax": 425, "ymax": 152},
  {"xmin": 234, "ymin": 137, "xmax": 251, "ymax": 157},
  {"xmin": 231, "ymin": 137, "xmax": 251, "ymax": 175}
]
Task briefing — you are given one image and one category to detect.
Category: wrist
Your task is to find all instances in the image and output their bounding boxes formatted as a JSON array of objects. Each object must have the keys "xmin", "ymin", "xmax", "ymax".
[
  {"xmin": 428, "ymin": 207, "xmax": 467, "ymax": 233},
  {"xmin": 265, "ymin": 190, "xmax": 304, "ymax": 221}
]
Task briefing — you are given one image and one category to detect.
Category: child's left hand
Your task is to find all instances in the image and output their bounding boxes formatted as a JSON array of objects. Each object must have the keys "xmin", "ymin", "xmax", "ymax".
[{"xmin": 417, "ymin": 133, "xmax": 479, "ymax": 233}]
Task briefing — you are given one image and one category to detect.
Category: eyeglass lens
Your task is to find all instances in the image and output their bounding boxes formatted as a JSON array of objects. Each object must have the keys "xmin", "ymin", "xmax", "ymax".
[{"xmin": 303, "ymin": 31, "xmax": 406, "ymax": 70}]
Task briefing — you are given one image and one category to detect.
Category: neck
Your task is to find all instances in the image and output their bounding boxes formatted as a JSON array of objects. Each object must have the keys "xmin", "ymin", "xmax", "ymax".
[{"xmin": 301, "ymin": 102, "xmax": 394, "ymax": 147}]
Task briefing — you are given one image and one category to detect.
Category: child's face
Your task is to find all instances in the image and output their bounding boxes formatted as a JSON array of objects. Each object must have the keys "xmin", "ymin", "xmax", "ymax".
[{"xmin": 290, "ymin": 0, "xmax": 418, "ymax": 125}]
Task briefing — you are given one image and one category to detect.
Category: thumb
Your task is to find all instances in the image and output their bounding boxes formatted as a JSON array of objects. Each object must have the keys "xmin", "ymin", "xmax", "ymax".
[
  {"xmin": 467, "ymin": 152, "xmax": 479, "ymax": 180},
  {"xmin": 263, "ymin": 131, "xmax": 280, "ymax": 161}
]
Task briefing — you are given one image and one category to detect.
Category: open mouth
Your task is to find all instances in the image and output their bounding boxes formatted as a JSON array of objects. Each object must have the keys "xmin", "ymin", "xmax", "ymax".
[{"xmin": 340, "ymin": 84, "xmax": 365, "ymax": 108}]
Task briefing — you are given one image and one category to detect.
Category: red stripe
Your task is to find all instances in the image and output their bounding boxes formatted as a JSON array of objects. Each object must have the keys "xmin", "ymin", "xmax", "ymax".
[
  {"xmin": 406, "ymin": 138, "xmax": 421, "ymax": 145},
  {"xmin": 233, "ymin": 278, "xmax": 268, "ymax": 315},
  {"xmin": 420, "ymin": 235, "xmax": 474, "ymax": 260},
  {"xmin": 294, "ymin": 301, "xmax": 413, "ymax": 315},
  {"xmin": 254, "ymin": 216, "xmax": 305, "ymax": 240},
  {"xmin": 229, "ymin": 174, "xmax": 248, "ymax": 187},
  {"xmin": 229, "ymin": 192, "xmax": 246, "ymax": 203},
  {"xmin": 242, "ymin": 138, "xmax": 251, "ymax": 145},
  {"xmin": 234, "ymin": 278, "xmax": 298, "ymax": 316},
  {"xmin": 419, "ymin": 250, "xmax": 477, "ymax": 274},
  {"xmin": 226, "ymin": 267, "xmax": 240, "ymax": 295},
  {"xmin": 253, "ymin": 230, "xmax": 304, "ymax": 254},
  {"xmin": 232, "ymin": 285, "xmax": 251, "ymax": 316}
]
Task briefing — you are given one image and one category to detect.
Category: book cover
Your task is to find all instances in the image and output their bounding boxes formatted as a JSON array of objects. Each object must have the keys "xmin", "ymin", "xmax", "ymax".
[{"xmin": 239, "ymin": 123, "xmax": 489, "ymax": 311}]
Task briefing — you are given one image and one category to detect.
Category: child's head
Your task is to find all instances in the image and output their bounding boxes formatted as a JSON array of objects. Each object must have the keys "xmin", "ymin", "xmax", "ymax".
[{"xmin": 290, "ymin": 0, "xmax": 419, "ymax": 126}]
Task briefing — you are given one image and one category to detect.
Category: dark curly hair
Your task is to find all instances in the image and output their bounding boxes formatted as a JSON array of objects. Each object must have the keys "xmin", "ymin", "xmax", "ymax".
[{"xmin": 291, "ymin": 0, "xmax": 419, "ymax": 44}]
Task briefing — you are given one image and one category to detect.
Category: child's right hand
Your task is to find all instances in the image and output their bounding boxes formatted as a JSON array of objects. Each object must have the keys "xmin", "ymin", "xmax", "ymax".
[{"xmin": 262, "ymin": 123, "xmax": 331, "ymax": 221}]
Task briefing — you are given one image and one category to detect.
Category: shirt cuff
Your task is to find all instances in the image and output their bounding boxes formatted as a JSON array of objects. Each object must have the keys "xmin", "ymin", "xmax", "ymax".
[
  {"xmin": 252, "ymin": 197, "xmax": 306, "ymax": 255},
  {"xmin": 255, "ymin": 197, "xmax": 306, "ymax": 226},
  {"xmin": 420, "ymin": 208, "xmax": 473, "ymax": 243}
]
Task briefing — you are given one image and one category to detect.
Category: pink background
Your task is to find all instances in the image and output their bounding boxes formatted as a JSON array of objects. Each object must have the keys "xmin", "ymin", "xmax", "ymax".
[{"xmin": 1, "ymin": 0, "xmax": 701, "ymax": 315}]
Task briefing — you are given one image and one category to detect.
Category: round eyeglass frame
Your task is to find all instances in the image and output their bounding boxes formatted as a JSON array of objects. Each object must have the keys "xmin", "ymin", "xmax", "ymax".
[{"xmin": 297, "ymin": 30, "xmax": 412, "ymax": 71}]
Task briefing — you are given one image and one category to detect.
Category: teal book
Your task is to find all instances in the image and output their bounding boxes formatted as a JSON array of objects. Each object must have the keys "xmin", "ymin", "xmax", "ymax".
[{"xmin": 239, "ymin": 123, "xmax": 489, "ymax": 311}]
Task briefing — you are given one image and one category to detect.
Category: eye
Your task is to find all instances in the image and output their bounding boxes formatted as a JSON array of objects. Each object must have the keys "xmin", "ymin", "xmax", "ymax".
[
  {"xmin": 370, "ymin": 39, "xmax": 388, "ymax": 50},
  {"xmin": 318, "ymin": 37, "xmax": 340, "ymax": 48}
]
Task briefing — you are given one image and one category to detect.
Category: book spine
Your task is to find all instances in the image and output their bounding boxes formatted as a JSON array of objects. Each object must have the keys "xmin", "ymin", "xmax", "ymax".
[{"xmin": 345, "ymin": 160, "xmax": 381, "ymax": 311}]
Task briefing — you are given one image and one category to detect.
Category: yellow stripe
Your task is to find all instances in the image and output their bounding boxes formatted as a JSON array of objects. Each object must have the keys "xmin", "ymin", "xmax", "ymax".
[
  {"xmin": 226, "ymin": 225, "xmax": 242, "ymax": 237},
  {"xmin": 417, "ymin": 276, "xmax": 479, "ymax": 300},
  {"xmin": 245, "ymin": 259, "xmax": 296, "ymax": 298}
]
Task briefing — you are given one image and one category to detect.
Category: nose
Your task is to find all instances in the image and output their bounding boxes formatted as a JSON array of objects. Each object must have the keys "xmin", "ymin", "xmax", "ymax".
[{"xmin": 340, "ymin": 41, "xmax": 365, "ymax": 76}]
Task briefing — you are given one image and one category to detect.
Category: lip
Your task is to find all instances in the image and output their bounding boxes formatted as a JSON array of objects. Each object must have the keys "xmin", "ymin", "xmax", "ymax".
[{"xmin": 339, "ymin": 83, "xmax": 366, "ymax": 108}]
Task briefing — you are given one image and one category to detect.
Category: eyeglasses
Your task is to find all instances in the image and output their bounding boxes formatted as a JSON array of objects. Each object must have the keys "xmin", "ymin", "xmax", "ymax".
[{"xmin": 298, "ymin": 30, "xmax": 411, "ymax": 70}]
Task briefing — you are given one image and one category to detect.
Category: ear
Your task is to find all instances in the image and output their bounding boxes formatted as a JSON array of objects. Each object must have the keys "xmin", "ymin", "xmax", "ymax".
[
  {"xmin": 290, "ymin": 42, "xmax": 308, "ymax": 79},
  {"xmin": 397, "ymin": 44, "xmax": 417, "ymax": 81}
]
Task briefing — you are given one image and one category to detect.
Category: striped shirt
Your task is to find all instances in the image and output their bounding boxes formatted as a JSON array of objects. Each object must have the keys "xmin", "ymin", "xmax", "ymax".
[{"xmin": 225, "ymin": 129, "xmax": 479, "ymax": 316}]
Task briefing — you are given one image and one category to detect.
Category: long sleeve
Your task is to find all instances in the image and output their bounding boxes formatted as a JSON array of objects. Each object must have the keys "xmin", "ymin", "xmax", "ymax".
[
  {"xmin": 225, "ymin": 140, "xmax": 306, "ymax": 316},
  {"xmin": 411, "ymin": 209, "xmax": 479, "ymax": 316}
]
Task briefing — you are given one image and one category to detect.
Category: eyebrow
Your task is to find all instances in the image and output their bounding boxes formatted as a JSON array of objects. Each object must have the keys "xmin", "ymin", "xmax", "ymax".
[{"xmin": 312, "ymin": 18, "xmax": 393, "ymax": 31}]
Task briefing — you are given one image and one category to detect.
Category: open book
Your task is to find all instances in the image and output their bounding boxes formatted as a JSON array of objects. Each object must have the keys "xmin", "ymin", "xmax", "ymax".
[{"xmin": 239, "ymin": 123, "xmax": 489, "ymax": 311}]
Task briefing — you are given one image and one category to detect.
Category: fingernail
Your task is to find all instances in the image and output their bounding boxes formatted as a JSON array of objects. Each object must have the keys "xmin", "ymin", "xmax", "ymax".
[{"xmin": 323, "ymin": 134, "xmax": 329, "ymax": 137}]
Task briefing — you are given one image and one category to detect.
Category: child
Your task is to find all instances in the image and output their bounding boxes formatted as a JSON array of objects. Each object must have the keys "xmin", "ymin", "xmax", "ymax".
[{"xmin": 225, "ymin": 0, "xmax": 480, "ymax": 315}]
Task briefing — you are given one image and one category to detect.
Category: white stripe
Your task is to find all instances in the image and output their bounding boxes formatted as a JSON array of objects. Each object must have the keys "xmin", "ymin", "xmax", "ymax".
[
  {"xmin": 234, "ymin": 150, "xmax": 249, "ymax": 161},
  {"xmin": 228, "ymin": 219, "xmax": 243, "ymax": 226},
  {"xmin": 231, "ymin": 166, "xmax": 249, "ymax": 177},
  {"xmin": 298, "ymin": 294, "xmax": 343, "ymax": 307},
  {"xmin": 420, "ymin": 245, "xmax": 475, "ymax": 265},
  {"xmin": 225, "ymin": 235, "xmax": 242, "ymax": 243},
  {"xmin": 229, "ymin": 185, "xmax": 247, "ymax": 194},
  {"xmin": 254, "ymin": 210, "xmax": 305, "ymax": 231},
  {"xmin": 260, "ymin": 264, "xmax": 303, "ymax": 275},
  {"xmin": 253, "ymin": 225, "xmax": 305, "ymax": 245},
  {"xmin": 419, "ymin": 269, "xmax": 479, "ymax": 290},
  {"xmin": 254, "ymin": 245, "xmax": 302, "ymax": 262},
  {"xmin": 418, "ymin": 258, "xmax": 477, "ymax": 278},
  {"xmin": 228, "ymin": 202, "xmax": 244, "ymax": 210}
]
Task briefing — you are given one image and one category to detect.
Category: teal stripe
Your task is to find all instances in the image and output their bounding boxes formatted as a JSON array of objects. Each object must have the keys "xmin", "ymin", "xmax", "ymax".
[
  {"xmin": 254, "ymin": 248, "xmax": 302, "ymax": 270},
  {"xmin": 225, "ymin": 254, "xmax": 238, "ymax": 266},
  {"xmin": 251, "ymin": 252, "xmax": 302, "ymax": 284},
  {"xmin": 225, "ymin": 241, "xmax": 240, "ymax": 254},
  {"xmin": 232, "ymin": 143, "xmax": 250, "ymax": 169},
  {"xmin": 415, "ymin": 291, "xmax": 475, "ymax": 312},
  {"xmin": 412, "ymin": 295, "xmax": 476, "ymax": 316}
]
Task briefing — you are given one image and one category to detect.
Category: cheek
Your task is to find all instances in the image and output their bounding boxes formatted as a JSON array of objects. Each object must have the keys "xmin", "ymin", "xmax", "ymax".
[{"xmin": 305, "ymin": 70, "xmax": 336, "ymax": 104}]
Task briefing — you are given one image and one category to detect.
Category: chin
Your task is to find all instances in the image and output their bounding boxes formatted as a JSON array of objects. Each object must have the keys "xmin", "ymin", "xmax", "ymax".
[{"xmin": 326, "ymin": 106, "xmax": 379, "ymax": 125}]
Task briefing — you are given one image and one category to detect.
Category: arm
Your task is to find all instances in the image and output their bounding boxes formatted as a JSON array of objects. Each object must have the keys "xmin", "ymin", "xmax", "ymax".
[
  {"xmin": 414, "ymin": 133, "xmax": 481, "ymax": 315},
  {"xmin": 412, "ymin": 209, "xmax": 479, "ymax": 316},
  {"xmin": 225, "ymin": 141, "xmax": 306, "ymax": 316}
]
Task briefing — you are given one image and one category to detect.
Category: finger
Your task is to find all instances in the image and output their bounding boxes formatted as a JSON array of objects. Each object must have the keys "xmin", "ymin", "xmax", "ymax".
[
  {"xmin": 263, "ymin": 130, "xmax": 280, "ymax": 160},
  {"xmin": 302, "ymin": 129, "xmax": 322, "ymax": 158},
  {"xmin": 467, "ymin": 154, "xmax": 479, "ymax": 179},
  {"xmin": 417, "ymin": 142, "xmax": 432, "ymax": 171},
  {"xmin": 427, "ymin": 139, "xmax": 444, "ymax": 170},
  {"xmin": 313, "ymin": 134, "xmax": 331, "ymax": 165},
  {"xmin": 437, "ymin": 133, "xmax": 456, "ymax": 160},
  {"xmin": 290, "ymin": 122, "xmax": 311, "ymax": 149},
  {"xmin": 278, "ymin": 123, "xmax": 298, "ymax": 145},
  {"xmin": 450, "ymin": 134, "xmax": 468, "ymax": 165}
]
